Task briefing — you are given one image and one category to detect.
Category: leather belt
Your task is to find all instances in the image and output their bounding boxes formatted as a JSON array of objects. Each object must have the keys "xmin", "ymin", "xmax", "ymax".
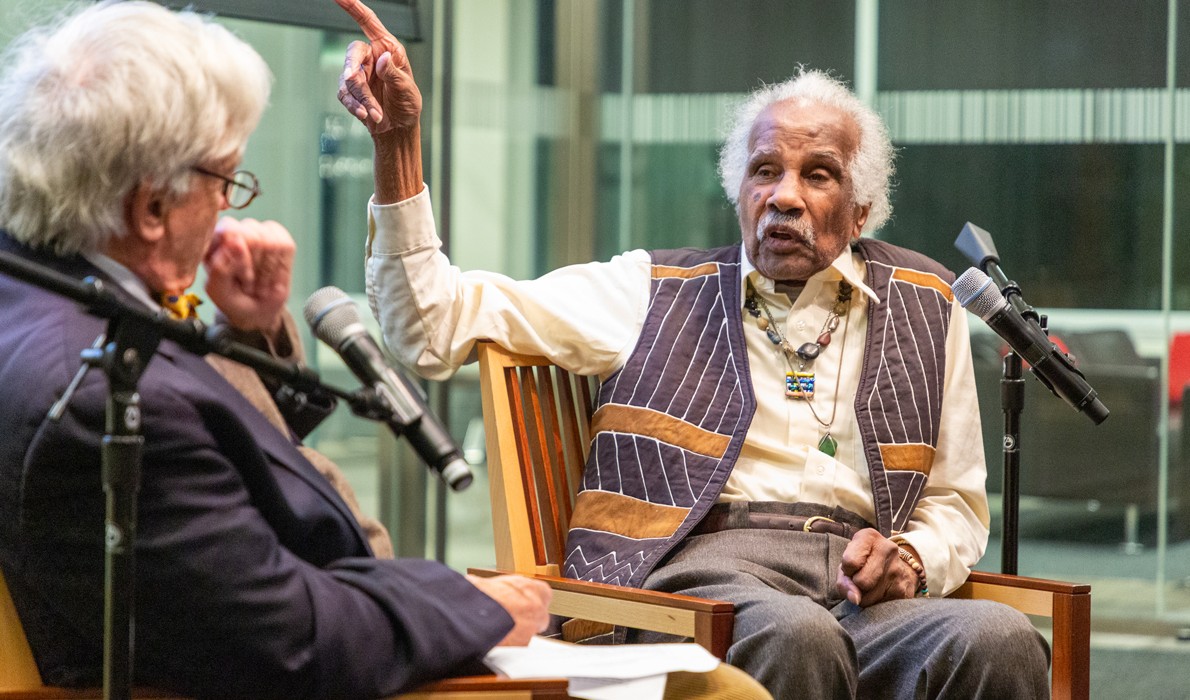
[{"xmin": 690, "ymin": 504, "xmax": 859, "ymax": 539}]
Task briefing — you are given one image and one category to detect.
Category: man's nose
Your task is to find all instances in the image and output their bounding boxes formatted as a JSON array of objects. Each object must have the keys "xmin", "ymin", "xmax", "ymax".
[{"xmin": 766, "ymin": 173, "xmax": 805, "ymax": 213}]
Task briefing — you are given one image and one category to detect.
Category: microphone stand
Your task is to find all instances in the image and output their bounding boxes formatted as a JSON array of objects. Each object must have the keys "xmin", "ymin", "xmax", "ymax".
[
  {"xmin": 0, "ymin": 250, "xmax": 379, "ymax": 700},
  {"xmin": 97, "ymin": 311, "xmax": 156, "ymax": 700},
  {"xmin": 1000, "ymin": 350, "xmax": 1024, "ymax": 576},
  {"xmin": 955, "ymin": 222, "xmax": 1064, "ymax": 575},
  {"xmin": 985, "ymin": 263, "xmax": 1041, "ymax": 576}
]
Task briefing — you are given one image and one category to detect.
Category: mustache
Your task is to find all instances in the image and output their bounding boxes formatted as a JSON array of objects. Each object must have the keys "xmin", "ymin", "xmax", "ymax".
[{"xmin": 756, "ymin": 211, "xmax": 815, "ymax": 245}]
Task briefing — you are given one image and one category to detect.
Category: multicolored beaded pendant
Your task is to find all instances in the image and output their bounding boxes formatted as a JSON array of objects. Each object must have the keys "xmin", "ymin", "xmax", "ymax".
[{"xmin": 744, "ymin": 279, "xmax": 853, "ymax": 456}]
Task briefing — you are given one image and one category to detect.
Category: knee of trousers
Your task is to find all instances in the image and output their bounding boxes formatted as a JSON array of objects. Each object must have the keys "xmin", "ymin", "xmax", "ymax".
[
  {"xmin": 730, "ymin": 595, "xmax": 855, "ymax": 669},
  {"xmin": 939, "ymin": 599, "xmax": 1052, "ymax": 685}
]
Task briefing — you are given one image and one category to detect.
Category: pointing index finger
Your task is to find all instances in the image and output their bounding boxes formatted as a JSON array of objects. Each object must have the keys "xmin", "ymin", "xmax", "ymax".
[{"xmin": 333, "ymin": 0, "xmax": 393, "ymax": 42}]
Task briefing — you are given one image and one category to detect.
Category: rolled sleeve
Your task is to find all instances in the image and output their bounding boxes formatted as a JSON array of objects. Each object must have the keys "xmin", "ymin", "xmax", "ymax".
[{"xmin": 364, "ymin": 186, "xmax": 651, "ymax": 380}]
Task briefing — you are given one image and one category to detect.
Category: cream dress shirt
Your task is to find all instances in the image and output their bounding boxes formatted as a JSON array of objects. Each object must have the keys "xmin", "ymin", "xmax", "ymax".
[{"xmin": 365, "ymin": 186, "xmax": 989, "ymax": 595}]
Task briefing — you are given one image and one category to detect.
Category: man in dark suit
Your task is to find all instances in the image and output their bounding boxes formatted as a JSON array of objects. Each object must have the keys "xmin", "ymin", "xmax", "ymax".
[{"xmin": 0, "ymin": 2, "xmax": 550, "ymax": 698}]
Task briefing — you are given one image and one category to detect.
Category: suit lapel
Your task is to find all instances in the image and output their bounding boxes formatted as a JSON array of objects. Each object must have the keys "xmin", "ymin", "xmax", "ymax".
[{"xmin": 154, "ymin": 334, "xmax": 373, "ymax": 555}]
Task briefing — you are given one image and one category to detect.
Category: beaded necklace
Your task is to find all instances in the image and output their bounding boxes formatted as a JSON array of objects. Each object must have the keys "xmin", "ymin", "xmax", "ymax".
[{"xmin": 744, "ymin": 278, "xmax": 853, "ymax": 456}]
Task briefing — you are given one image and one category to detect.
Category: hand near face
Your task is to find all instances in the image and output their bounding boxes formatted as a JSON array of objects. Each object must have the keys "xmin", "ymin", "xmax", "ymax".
[
  {"xmin": 333, "ymin": 0, "xmax": 422, "ymax": 136},
  {"xmin": 465, "ymin": 573, "xmax": 552, "ymax": 646},
  {"xmin": 203, "ymin": 217, "xmax": 294, "ymax": 337},
  {"xmin": 835, "ymin": 529, "xmax": 919, "ymax": 607}
]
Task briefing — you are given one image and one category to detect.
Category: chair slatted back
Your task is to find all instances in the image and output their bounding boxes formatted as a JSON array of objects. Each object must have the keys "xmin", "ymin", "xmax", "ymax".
[{"xmin": 478, "ymin": 342, "xmax": 596, "ymax": 576}]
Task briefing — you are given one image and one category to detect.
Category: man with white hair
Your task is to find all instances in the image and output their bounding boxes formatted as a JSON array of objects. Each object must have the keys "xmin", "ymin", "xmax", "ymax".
[
  {"xmin": 339, "ymin": 0, "xmax": 1051, "ymax": 695},
  {"xmin": 0, "ymin": 2, "xmax": 553, "ymax": 697}
]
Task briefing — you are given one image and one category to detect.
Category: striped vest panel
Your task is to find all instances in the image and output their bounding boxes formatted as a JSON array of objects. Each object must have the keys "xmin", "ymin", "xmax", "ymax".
[
  {"xmin": 853, "ymin": 239, "xmax": 956, "ymax": 535},
  {"xmin": 561, "ymin": 246, "xmax": 754, "ymax": 589}
]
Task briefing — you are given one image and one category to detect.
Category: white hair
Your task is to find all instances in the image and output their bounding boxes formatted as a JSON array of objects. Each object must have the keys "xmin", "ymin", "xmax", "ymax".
[
  {"xmin": 718, "ymin": 69, "xmax": 895, "ymax": 234},
  {"xmin": 0, "ymin": 1, "xmax": 272, "ymax": 254}
]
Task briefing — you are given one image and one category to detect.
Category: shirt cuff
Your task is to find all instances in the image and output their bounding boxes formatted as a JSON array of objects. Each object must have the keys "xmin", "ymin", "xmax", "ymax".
[
  {"xmin": 890, "ymin": 530, "xmax": 957, "ymax": 597},
  {"xmin": 366, "ymin": 183, "xmax": 437, "ymax": 257}
]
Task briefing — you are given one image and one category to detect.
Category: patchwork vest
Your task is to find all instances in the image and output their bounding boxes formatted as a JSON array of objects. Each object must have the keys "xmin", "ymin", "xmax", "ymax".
[{"xmin": 561, "ymin": 240, "xmax": 956, "ymax": 590}]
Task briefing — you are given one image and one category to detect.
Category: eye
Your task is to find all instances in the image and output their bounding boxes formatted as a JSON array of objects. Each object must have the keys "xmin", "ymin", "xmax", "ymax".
[
  {"xmin": 805, "ymin": 168, "xmax": 836, "ymax": 185},
  {"xmin": 753, "ymin": 164, "xmax": 779, "ymax": 179}
]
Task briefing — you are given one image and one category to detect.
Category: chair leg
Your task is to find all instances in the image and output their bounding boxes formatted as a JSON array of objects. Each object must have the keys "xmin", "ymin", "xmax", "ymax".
[{"xmin": 1050, "ymin": 591, "xmax": 1091, "ymax": 700}]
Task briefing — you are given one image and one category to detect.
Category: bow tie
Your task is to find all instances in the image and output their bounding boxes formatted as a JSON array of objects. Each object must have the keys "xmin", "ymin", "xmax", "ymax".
[{"xmin": 159, "ymin": 292, "xmax": 202, "ymax": 320}]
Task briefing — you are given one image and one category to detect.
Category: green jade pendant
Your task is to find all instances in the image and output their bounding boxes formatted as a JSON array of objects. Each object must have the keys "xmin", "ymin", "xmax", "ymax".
[{"xmin": 817, "ymin": 433, "xmax": 838, "ymax": 457}]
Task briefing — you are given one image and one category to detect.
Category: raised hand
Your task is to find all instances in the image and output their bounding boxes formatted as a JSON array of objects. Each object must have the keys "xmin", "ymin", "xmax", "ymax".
[
  {"xmin": 333, "ymin": 0, "xmax": 422, "ymax": 136},
  {"xmin": 835, "ymin": 529, "xmax": 919, "ymax": 607},
  {"xmin": 465, "ymin": 574, "xmax": 552, "ymax": 646},
  {"xmin": 203, "ymin": 217, "xmax": 295, "ymax": 337}
]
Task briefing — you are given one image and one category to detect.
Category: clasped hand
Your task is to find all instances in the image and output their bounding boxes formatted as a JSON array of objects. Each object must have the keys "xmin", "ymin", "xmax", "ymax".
[
  {"xmin": 836, "ymin": 529, "xmax": 921, "ymax": 607},
  {"xmin": 203, "ymin": 217, "xmax": 294, "ymax": 337}
]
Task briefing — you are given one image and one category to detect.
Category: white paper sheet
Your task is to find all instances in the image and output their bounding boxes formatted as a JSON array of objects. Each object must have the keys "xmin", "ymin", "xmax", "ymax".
[
  {"xmin": 568, "ymin": 674, "xmax": 668, "ymax": 700},
  {"xmin": 483, "ymin": 636, "xmax": 719, "ymax": 700}
]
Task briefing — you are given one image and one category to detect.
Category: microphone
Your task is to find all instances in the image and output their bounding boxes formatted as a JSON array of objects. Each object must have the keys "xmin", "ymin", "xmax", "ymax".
[
  {"xmin": 303, "ymin": 286, "xmax": 473, "ymax": 491},
  {"xmin": 952, "ymin": 268, "xmax": 1110, "ymax": 425}
]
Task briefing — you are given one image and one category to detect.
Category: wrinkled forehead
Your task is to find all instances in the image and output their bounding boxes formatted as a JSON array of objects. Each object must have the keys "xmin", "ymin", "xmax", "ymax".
[{"xmin": 747, "ymin": 98, "xmax": 860, "ymax": 161}]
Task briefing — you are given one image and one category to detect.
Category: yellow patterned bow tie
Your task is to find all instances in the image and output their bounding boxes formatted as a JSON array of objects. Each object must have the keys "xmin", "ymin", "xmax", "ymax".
[{"xmin": 159, "ymin": 292, "xmax": 202, "ymax": 320}]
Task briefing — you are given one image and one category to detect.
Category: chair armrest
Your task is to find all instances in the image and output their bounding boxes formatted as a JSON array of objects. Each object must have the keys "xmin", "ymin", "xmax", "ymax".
[
  {"xmin": 468, "ymin": 568, "xmax": 733, "ymax": 659},
  {"xmin": 396, "ymin": 675, "xmax": 570, "ymax": 699},
  {"xmin": 950, "ymin": 570, "xmax": 1089, "ymax": 617}
]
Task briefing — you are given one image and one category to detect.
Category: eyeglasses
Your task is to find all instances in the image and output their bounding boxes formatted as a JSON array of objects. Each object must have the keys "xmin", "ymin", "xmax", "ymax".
[{"xmin": 192, "ymin": 166, "xmax": 261, "ymax": 209}]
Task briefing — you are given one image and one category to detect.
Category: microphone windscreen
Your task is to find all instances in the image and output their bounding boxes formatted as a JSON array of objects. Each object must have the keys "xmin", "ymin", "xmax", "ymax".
[
  {"xmin": 951, "ymin": 268, "xmax": 1004, "ymax": 320},
  {"xmin": 303, "ymin": 286, "xmax": 363, "ymax": 347}
]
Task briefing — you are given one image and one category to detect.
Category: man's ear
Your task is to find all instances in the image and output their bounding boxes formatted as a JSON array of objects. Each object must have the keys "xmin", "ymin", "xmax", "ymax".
[
  {"xmin": 124, "ymin": 182, "xmax": 167, "ymax": 243},
  {"xmin": 852, "ymin": 204, "xmax": 871, "ymax": 238}
]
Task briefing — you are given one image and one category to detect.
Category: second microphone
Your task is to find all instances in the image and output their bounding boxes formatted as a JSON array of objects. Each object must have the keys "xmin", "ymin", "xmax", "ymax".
[{"xmin": 304, "ymin": 286, "xmax": 474, "ymax": 491}]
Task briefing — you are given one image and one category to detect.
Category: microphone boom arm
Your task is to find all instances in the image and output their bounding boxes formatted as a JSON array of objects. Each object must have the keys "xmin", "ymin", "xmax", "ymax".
[{"xmin": 0, "ymin": 249, "xmax": 363, "ymax": 407}]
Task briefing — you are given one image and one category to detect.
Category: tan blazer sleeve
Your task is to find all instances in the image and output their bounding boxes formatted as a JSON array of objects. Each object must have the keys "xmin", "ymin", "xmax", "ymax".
[{"xmin": 206, "ymin": 311, "xmax": 395, "ymax": 559}]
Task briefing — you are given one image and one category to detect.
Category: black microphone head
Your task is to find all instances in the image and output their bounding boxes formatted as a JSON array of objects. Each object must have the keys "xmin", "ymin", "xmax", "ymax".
[
  {"xmin": 954, "ymin": 222, "xmax": 1000, "ymax": 272},
  {"xmin": 303, "ymin": 286, "xmax": 365, "ymax": 348},
  {"xmin": 951, "ymin": 268, "xmax": 1006, "ymax": 321}
]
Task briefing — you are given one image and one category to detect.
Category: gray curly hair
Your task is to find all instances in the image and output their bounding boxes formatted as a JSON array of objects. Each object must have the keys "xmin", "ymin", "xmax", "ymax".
[
  {"xmin": 0, "ymin": 1, "xmax": 272, "ymax": 255},
  {"xmin": 717, "ymin": 69, "xmax": 894, "ymax": 234}
]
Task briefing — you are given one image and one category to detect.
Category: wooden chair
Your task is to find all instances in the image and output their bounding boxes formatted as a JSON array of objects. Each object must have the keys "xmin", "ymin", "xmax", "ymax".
[{"xmin": 475, "ymin": 340, "xmax": 1092, "ymax": 700}]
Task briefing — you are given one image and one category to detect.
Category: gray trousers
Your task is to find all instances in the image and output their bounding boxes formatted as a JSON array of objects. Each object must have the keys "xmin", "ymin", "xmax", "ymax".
[{"xmin": 630, "ymin": 528, "xmax": 1051, "ymax": 700}]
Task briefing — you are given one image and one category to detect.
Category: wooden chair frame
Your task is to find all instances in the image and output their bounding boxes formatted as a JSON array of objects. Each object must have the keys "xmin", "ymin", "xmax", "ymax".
[{"xmin": 475, "ymin": 341, "xmax": 1091, "ymax": 700}]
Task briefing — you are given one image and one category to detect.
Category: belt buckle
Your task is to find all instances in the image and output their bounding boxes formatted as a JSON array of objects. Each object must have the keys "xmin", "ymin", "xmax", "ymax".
[{"xmin": 803, "ymin": 515, "xmax": 836, "ymax": 533}]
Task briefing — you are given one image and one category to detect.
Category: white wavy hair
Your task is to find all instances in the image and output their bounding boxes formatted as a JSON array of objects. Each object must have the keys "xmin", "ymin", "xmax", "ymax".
[
  {"xmin": 718, "ymin": 69, "xmax": 895, "ymax": 235},
  {"xmin": 0, "ymin": 1, "xmax": 272, "ymax": 254}
]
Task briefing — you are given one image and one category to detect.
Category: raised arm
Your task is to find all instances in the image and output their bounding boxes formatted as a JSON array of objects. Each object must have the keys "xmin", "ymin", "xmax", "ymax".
[{"xmin": 333, "ymin": 0, "xmax": 424, "ymax": 203}]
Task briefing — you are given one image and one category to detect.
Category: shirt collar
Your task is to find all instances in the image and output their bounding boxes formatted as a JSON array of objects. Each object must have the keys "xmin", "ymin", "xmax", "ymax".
[
  {"xmin": 738, "ymin": 241, "xmax": 880, "ymax": 305},
  {"xmin": 81, "ymin": 250, "xmax": 161, "ymax": 312}
]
